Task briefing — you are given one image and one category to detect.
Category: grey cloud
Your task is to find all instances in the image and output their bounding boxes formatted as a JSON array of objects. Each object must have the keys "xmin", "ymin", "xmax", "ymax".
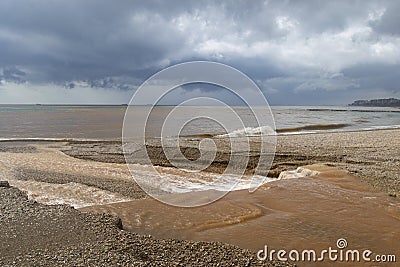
[
  {"xmin": 0, "ymin": 0, "xmax": 189, "ymax": 82},
  {"xmin": 0, "ymin": 66, "xmax": 27, "ymax": 83},
  {"xmin": 344, "ymin": 64, "xmax": 400, "ymax": 93},
  {"xmin": 370, "ymin": 1, "xmax": 400, "ymax": 35},
  {"xmin": 0, "ymin": 0, "xmax": 399, "ymax": 104}
]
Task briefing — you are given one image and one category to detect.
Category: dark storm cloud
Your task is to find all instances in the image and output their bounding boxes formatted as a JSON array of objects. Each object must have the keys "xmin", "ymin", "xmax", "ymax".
[
  {"xmin": 0, "ymin": 0, "xmax": 188, "ymax": 82},
  {"xmin": 344, "ymin": 63, "xmax": 400, "ymax": 93},
  {"xmin": 370, "ymin": 0, "xmax": 400, "ymax": 36},
  {"xmin": 0, "ymin": 0, "xmax": 399, "ymax": 104},
  {"xmin": 0, "ymin": 66, "xmax": 26, "ymax": 83}
]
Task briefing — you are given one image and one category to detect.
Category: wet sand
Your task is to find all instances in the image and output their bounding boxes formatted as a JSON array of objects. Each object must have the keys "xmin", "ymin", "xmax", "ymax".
[{"xmin": 1, "ymin": 129, "xmax": 399, "ymax": 266}]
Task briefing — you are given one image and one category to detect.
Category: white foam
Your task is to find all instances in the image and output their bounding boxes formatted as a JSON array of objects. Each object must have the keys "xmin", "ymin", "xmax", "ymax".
[
  {"xmin": 216, "ymin": 126, "xmax": 276, "ymax": 138},
  {"xmin": 361, "ymin": 124, "xmax": 400, "ymax": 131},
  {"xmin": 278, "ymin": 131, "xmax": 318, "ymax": 135},
  {"xmin": 7, "ymin": 179, "xmax": 131, "ymax": 208},
  {"xmin": 128, "ymin": 163, "xmax": 277, "ymax": 193},
  {"xmin": 278, "ymin": 167, "xmax": 320, "ymax": 180}
]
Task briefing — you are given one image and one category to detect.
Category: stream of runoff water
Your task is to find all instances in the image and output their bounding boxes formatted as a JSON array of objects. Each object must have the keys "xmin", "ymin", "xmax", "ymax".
[{"xmin": 82, "ymin": 165, "xmax": 400, "ymax": 266}]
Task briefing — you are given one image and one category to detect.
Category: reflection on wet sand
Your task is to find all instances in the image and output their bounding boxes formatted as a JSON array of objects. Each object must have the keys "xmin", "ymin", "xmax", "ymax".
[{"xmin": 82, "ymin": 165, "xmax": 400, "ymax": 265}]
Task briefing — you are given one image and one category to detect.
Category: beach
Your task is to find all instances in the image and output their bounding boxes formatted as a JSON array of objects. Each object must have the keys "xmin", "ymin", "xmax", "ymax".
[
  {"xmin": 0, "ymin": 129, "xmax": 399, "ymax": 266},
  {"xmin": 63, "ymin": 128, "xmax": 400, "ymax": 195},
  {"xmin": 3, "ymin": 0, "xmax": 400, "ymax": 265}
]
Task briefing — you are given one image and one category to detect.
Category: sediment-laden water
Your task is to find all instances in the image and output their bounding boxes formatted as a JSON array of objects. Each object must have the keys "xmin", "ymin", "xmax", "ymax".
[{"xmin": 0, "ymin": 105, "xmax": 399, "ymax": 139}]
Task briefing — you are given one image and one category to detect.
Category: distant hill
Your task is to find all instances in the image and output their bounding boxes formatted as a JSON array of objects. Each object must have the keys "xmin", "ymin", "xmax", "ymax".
[{"xmin": 349, "ymin": 98, "xmax": 400, "ymax": 107}]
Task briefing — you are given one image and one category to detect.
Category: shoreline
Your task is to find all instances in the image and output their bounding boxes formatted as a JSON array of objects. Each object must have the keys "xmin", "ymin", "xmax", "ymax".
[
  {"xmin": 1, "ymin": 128, "xmax": 399, "ymax": 265},
  {"xmin": 58, "ymin": 128, "xmax": 400, "ymax": 196},
  {"xmin": 2, "ymin": 128, "xmax": 398, "ymax": 196},
  {"xmin": 1, "ymin": 125, "xmax": 400, "ymax": 142}
]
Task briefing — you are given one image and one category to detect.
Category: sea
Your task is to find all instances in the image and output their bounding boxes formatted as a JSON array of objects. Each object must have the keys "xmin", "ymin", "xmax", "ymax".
[{"xmin": 0, "ymin": 105, "xmax": 399, "ymax": 139}]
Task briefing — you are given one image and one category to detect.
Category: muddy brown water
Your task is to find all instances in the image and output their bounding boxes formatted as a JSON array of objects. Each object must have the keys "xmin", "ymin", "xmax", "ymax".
[{"xmin": 82, "ymin": 165, "xmax": 400, "ymax": 266}]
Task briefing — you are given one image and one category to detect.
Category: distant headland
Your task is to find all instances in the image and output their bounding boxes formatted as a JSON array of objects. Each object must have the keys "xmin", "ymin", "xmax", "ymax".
[{"xmin": 349, "ymin": 98, "xmax": 400, "ymax": 107}]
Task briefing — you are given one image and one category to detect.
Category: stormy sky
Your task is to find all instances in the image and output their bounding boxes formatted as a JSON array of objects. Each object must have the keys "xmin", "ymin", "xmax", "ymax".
[{"xmin": 0, "ymin": 0, "xmax": 399, "ymax": 105}]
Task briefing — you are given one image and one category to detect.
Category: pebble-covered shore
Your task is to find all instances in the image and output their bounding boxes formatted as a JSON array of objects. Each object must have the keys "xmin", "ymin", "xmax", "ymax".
[
  {"xmin": 0, "ymin": 187, "xmax": 293, "ymax": 266},
  {"xmin": 276, "ymin": 129, "xmax": 400, "ymax": 196}
]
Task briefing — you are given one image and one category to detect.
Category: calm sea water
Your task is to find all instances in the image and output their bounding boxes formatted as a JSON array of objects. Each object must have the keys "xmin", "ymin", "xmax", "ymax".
[{"xmin": 0, "ymin": 105, "xmax": 399, "ymax": 139}]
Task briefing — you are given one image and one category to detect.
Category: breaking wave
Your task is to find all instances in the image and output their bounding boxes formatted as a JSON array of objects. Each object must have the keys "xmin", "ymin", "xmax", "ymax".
[
  {"xmin": 215, "ymin": 126, "xmax": 275, "ymax": 137},
  {"xmin": 215, "ymin": 124, "xmax": 351, "ymax": 137}
]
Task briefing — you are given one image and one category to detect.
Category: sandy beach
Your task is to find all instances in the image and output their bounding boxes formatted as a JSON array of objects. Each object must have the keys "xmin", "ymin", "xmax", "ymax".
[{"xmin": 0, "ymin": 129, "xmax": 399, "ymax": 266}]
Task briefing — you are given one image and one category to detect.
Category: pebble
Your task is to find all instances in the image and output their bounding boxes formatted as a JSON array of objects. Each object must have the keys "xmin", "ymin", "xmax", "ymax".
[{"xmin": 0, "ymin": 181, "xmax": 10, "ymax": 188}]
